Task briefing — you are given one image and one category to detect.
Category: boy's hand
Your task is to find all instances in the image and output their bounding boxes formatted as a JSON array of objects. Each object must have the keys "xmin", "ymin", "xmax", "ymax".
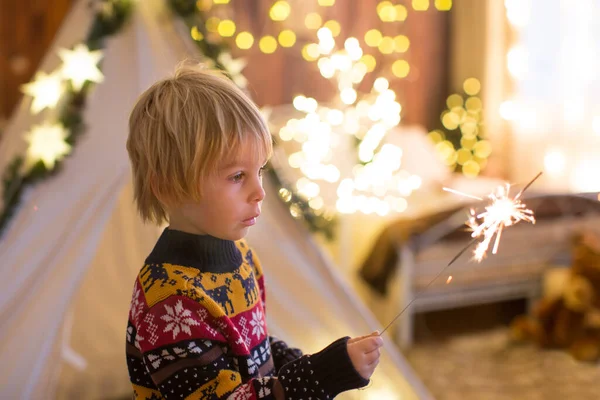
[{"xmin": 347, "ymin": 331, "xmax": 383, "ymax": 380}]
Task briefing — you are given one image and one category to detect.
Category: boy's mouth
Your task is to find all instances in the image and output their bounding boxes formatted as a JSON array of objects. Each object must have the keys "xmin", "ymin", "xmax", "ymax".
[{"xmin": 242, "ymin": 214, "xmax": 260, "ymax": 226}]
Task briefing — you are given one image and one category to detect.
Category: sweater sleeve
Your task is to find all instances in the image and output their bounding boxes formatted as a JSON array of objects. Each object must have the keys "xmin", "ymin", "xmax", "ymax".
[
  {"xmin": 269, "ymin": 336, "xmax": 303, "ymax": 370},
  {"xmin": 135, "ymin": 295, "xmax": 367, "ymax": 399}
]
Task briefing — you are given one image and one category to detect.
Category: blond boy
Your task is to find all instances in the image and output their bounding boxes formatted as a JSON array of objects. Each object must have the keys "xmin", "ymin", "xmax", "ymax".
[{"xmin": 125, "ymin": 63, "xmax": 382, "ymax": 399}]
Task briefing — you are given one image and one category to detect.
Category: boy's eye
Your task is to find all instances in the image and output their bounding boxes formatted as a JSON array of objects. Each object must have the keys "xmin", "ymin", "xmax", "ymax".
[
  {"xmin": 231, "ymin": 173, "xmax": 244, "ymax": 183},
  {"xmin": 230, "ymin": 166, "xmax": 267, "ymax": 182}
]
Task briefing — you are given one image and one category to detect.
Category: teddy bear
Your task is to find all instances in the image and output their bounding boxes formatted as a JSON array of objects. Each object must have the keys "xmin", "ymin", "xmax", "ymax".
[{"xmin": 510, "ymin": 231, "xmax": 600, "ymax": 362}]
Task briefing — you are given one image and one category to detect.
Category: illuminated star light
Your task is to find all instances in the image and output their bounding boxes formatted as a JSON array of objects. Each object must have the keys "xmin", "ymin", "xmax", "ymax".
[
  {"xmin": 58, "ymin": 44, "xmax": 104, "ymax": 91},
  {"xmin": 21, "ymin": 71, "xmax": 64, "ymax": 114},
  {"xmin": 26, "ymin": 123, "xmax": 72, "ymax": 169}
]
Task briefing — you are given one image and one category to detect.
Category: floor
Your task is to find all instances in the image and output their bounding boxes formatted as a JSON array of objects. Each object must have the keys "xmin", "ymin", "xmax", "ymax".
[{"xmin": 405, "ymin": 300, "xmax": 600, "ymax": 400}]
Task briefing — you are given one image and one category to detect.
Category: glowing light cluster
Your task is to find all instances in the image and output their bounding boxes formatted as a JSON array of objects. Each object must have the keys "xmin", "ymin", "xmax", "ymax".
[
  {"xmin": 278, "ymin": 32, "xmax": 421, "ymax": 216},
  {"xmin": 428, "ymin": 78, "xmax": 491, "ymax": 178}
]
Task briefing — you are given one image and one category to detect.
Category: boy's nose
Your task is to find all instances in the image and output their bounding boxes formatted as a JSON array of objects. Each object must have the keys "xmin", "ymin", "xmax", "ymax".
[{"xmin": 252, "ymin": 182, "xmax": 265, "ymax": 203}]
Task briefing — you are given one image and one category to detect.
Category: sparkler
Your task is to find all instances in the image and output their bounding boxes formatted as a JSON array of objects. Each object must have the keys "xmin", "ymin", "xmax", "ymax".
[
  {"xmin": 380, "ymin": 172, "xmax": 542, "ymax": 335},
  {"xmin": 449, "ymin": 171, "xmax": 541, "ymax": 262}
]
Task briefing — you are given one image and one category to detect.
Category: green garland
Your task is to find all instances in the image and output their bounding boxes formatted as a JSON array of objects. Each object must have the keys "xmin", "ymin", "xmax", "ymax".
[
  {"xmin": 0, "ymin": 0, "xmax": 133, "ymax": 237},
  {"xmin": 0, "ymin": 0, "xmax": 335, "ymax": 240},
  {"xmin": 168, "ymin": 0, "xmax": 336, "ymax": 239}
]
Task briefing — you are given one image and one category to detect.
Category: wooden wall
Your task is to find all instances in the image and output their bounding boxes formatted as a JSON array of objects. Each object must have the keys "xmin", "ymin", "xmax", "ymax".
[{"xmin": 0, "ymin": 0, "xmax": 75, "ymax": 128}]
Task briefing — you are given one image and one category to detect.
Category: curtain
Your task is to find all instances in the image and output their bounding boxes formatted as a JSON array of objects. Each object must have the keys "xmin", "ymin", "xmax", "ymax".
[{"xmin": 503, "ymin": 0, "xmax": 600, "ymax": 192}]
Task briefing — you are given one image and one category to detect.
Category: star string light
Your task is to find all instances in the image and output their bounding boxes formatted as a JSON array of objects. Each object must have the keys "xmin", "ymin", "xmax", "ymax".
[
  {"xmin": 58, "ymin": 44, "xmax": 104, "ymax": 91},
  {"xmin": 25, "ymin": 124, "xmax": 72, "ymax": 169},
  {"xmin": 21, "ymin": 71, "xmax": 64, "ymax": 114}
]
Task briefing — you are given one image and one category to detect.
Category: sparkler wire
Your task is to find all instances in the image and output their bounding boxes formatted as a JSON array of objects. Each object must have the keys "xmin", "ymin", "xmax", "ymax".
[{"xmin": 379, "ymin": 238, "xmax": 477, "ymax": 335}]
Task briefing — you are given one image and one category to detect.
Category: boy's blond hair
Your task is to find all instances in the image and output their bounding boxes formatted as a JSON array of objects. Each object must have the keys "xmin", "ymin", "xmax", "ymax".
[{"xmin": 127, "ymin": 62, "xmax": 272, "ymax": 225}]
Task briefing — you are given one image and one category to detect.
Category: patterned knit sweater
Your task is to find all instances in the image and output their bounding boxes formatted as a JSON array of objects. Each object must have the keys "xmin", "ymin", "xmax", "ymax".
[{"xmin": 126, "ymin": 228, "xmax": 368, "ymax": 399}]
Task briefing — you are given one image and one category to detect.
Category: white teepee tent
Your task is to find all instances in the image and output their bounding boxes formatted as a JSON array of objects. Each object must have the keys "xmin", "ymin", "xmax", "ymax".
[{"xmin": 0, "ymin": 1, "xmax": 432, "ymax": 399}]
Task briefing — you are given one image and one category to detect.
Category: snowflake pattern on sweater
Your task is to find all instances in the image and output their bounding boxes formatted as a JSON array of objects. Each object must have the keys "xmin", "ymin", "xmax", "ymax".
[{"xmin": 126, "ymin": 229, "xmax": 368, "ymax": 399}]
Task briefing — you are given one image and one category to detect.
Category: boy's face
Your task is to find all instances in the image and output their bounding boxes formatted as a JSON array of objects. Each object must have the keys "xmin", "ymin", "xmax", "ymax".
[{"xmin": 168, "ymin": 145, "xmax": 267, "ymax": 241}]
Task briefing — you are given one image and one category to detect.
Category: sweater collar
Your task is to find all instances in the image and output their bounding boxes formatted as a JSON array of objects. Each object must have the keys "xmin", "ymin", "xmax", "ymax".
[{"xmin": 145, "ymin": 228, "xmax": 242, "ymax": 273}]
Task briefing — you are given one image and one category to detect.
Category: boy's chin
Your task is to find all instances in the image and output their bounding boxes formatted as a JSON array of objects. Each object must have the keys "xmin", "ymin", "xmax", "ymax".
[{"xmin": 223, "ymin": 227, "xmax": 250, "ymax": 241}]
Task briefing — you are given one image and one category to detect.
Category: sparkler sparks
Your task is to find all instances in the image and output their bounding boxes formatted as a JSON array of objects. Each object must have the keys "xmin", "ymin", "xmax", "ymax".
[{"xmin": 444, "ymin": 172, "xmax": 541, "ymax": 262}]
